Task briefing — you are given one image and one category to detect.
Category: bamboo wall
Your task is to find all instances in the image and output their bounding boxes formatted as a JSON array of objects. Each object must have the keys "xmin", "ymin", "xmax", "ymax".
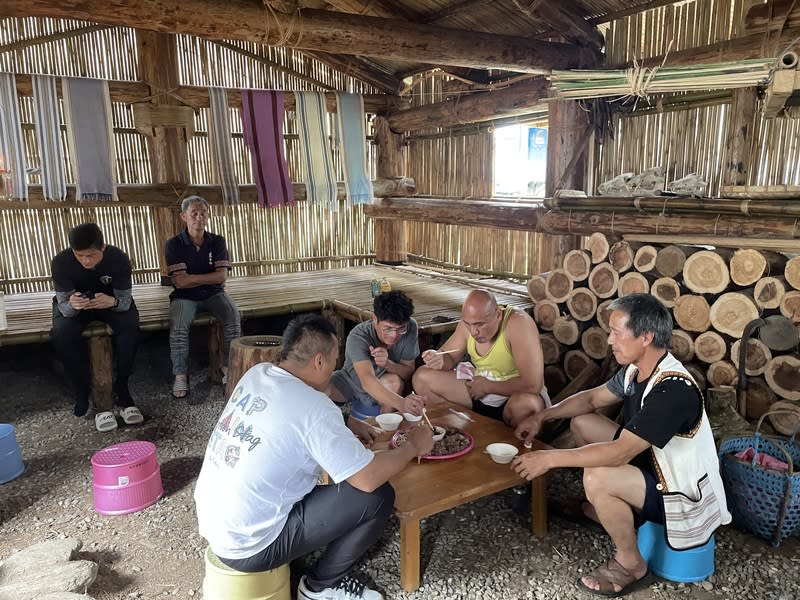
[
  {"xmin": 0, "ymin": 18, "xmax": 379, "ymax": 294},
  {"xmin": 597, "ymin": 0, "xmax": 800, "ymax": 194}
]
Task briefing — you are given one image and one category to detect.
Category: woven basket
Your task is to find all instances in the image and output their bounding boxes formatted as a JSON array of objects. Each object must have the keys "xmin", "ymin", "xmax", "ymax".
[{"xmin": 718, "ymin": 410, "xmax": 800, "ymax": 546}]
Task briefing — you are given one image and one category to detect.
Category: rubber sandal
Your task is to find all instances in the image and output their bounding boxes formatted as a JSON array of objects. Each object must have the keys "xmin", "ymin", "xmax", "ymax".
[
  {"xmin": 172, "ymin": 375, "xmax": 190, "ymax": 399},
  {"xmin": 119, "ymin": 406, "xmax": 144, "ymax": 425},
  {"xmin": 95, "ymin": 411, "xmax": 118, "ymax": 433}
]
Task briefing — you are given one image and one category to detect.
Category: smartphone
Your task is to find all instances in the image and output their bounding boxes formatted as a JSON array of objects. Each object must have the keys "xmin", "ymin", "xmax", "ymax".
[{"xmin": 81, "ymin": 291, "xmax": 95, "ymax": 299}]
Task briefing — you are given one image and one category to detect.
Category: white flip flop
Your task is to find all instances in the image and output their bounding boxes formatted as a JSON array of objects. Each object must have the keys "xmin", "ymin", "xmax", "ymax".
[
  {"xmin": 95, "ymin": 411, "xmax": 118, "ymax": 433},
  {"xmin": 119, "ymin": 406, "xmax": 144, "ymax": 425}
]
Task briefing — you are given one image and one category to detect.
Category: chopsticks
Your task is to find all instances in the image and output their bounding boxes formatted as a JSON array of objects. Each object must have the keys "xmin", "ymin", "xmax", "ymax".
[
  {"xmin": 422, "ymin": 407, "xmax": 435, "ymax": 432},
  {"xmin": 433, "ymin": 348, "xmax": 461, "ymax": 355},
  {"xmin": 349, "ymin": 415, "xmax": 384, "ymax": 434}
]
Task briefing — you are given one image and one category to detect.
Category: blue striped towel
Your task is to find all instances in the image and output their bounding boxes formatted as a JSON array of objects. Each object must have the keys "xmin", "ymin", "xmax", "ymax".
[
  {"xmin": 294, "ymin": 91, "xmax": 338, "ymax": 209},
  {"xmin": 335, "ymin": 93, "xmax": 373, "ymax": 205},
  {"xmin": 0, "ymin": 73, "xmax": 28, "ymax": 200},
  {"xmin": 209, "ymin": 87, "xmax": 239, "ymax": 205},
  {"xmin": 62, "ymin": 77, "xmax": 116, "ymax": 201},
  {"xmin": 32, "ymin": 75, "xmax": 66, "ymax": 201}
]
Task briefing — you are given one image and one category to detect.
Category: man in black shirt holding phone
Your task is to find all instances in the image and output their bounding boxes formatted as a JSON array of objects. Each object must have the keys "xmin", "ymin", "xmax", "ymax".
[{"xmin": 51, "ymin": 223, "xmax": 143, "ymax": 432}]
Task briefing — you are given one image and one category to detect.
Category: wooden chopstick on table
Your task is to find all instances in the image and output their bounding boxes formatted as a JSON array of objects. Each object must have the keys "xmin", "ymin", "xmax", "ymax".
[{"xmin": 349, "ymin": 415, "xmax": 384, "ymax": 434}]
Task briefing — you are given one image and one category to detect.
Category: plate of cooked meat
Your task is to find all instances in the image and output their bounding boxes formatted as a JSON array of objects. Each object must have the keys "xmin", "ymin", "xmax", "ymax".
[{"xmin": 391, "ymin": 426, "xmax": 474, "ymax": 460}]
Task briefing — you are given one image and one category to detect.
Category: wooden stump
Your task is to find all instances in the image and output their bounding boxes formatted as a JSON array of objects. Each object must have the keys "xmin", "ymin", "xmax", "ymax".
[
  {"xmin": 544, "ymin": 268, "xmax": 573, "ymax": 303},
  {"xmin": 581, "ymin": 326, "xmax": 609, "ymax": 359},
  {"xmin": 89, "ymin": 335, "xmax": 114, "ymax": 412},
  {"xmin": 651, "ymin": 277, "xmax": 681, "ymax": 308},
  {"xmin": 596, "ymin": 299, "xmax": 614, "ymax": 333},
  {"xmin": 540, "ymin": 333, "xmax": 561, "ymax": 365},
  {"xmin": 544, "ymin": 365, "xmax": 568, "ymax": 398},
  {"xmin": 731, "ymin": 338, "xmax": 772, "ymax": 376},
  {"xmin": 785, "ymin": 256, "xmax": 800, "ymax": 290},
  {"xmin": 694, "ymin": 331, "xmax": 727, "ymax": 364},
  {"xmin": 527, "ymin": 274, "xmax": 548, "ymax": 303},
  {"xmin": 683, "ymin": 250, "xmax": 731, "ymax": 294},
  {"xmin": 730, "ymin": 248, "xmax": 787, "ymax": 286},
  {"xmin": 608, "ymin": 240, "xmax": 636, "ymax": 273},
  {"xmin": 655, "ymin": 245, "xmax": 696, "ymax": 278},
  {"xmin": 563, "ymin": 249, "xmax": 592, "ymax": 282},
  {"xmin": 754, "ymin": 276, "xmax": 786, "ymax": 310},
  {"xmin": 225, "ymin": 335, "xmax": 283, "ymax": 399},
  {"xmin": 765, "ymin": 355, "xmax": 800, "ymax": 401},
  {"xmin": 533, "ymin": 299, "xmax": 559, "ymax": 331},
  {"xmin": 669, "ymin": 329, "xmax": 695, "ymax": 362},
  {"xmin": 563, "ymin": 349, "xmax": 593, "ymax": 380},
  {"xmin": 707, "ymin": 360, "xmax": 738, "ymax": 387},
  {"xmin": 745, "ymin": 377, "xmax": 776, "ymax": 419},
  {"xmin": 586, "ymin": 232, "xmax": 612, "ymax": 264},
  {"xmin": 566, "ymin": 287, "xmax": 597, "ymax": 322},
  {"xmin": 673, "ymin": 294, "xmax": 711, "ymax": 332},
  {"xmin": 709, "ymin": 292, "xmax": 759, "ymax": 337},
  {"xmin": 685, "ymin": 363, "xmax": 707, "ymax": 392},
  {"xmin": 588, "ymin": 262, "xmax": 619, "ymax": 299},
  {"xmin": 633, "ymin": 244, "xmax": 658, "ymax": 273},
  {"xmin": 617, "ymin": 272, "xmax": 650, "ymax": 297},
  {"xmin": 780, "ymin": 290, "xmax": 800, "ymax": 322},
  {"xmin": 553, "ymin": 315, "xmax": 581, "ymax": 346}
]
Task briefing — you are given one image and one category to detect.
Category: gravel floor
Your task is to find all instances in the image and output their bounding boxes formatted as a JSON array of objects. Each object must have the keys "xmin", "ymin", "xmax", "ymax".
[{"xmin": 1, "ymin": 334, "xmax": 799, "ymax": 600}]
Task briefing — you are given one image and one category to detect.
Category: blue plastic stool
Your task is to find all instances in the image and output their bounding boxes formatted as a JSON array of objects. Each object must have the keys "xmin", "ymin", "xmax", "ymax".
[
  {"xmin": 637, "ymin": 521, "xmax": 715, "ymax": 583},
  {"xmin": 0, "ymin": 424, "xmax": 24, "ymax": 484},
  {"xmin": 351, "ymin": 399, "xmax": 380, "ymax": 421}
]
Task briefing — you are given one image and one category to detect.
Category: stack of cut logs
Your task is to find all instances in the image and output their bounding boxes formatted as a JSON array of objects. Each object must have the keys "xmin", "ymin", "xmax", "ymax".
[{"xmin": 528, "ymin": 232, "xmax": 800, "ymax": 419}]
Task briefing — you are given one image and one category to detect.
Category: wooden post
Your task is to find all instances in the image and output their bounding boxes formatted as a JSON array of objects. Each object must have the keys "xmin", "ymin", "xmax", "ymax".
[
  {"xmin": 88, "ymin": 335, "xmax": 114, "ymax": 412},
  {"xmin": 136, "ymin": 31, "xmax": 191, "ymax": 279},
  {"xmin": 540, "ymin": 100, "xmax": 584, "ymax": 272},
  {"xmin": 723, "ymin": 87, "xmax": 757, "ymax": 187},
  {"xmin": 373, "ymin": 116, "xmax": 407, "ymax": 264},
  {"xmin": 323, "ymin": 308, "xmax": 346, "ymax": 369}
]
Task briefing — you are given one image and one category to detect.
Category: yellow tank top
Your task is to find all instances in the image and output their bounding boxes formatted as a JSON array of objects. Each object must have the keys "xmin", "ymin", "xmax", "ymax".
[{"xmin": 467, "ymin": 306, "xmax": 518, "ymax": 382}]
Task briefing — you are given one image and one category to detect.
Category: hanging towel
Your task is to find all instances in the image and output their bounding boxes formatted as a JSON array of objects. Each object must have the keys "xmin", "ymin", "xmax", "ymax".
[
  {"xmin": 294, "ymin": 91, "xmax": 338, "ymax": 209},
  {"xmin": 240, "ymin": 89, "xmax": 294, "ymax": 208},
  {"xmin": 335, "ymin": 93, "xmax": 373, "ymax": 205},
  {"xmin": 32, "ymin": 74, "xmax": 66, "ymax": 201},
  {"xmin": 0, "ymin": 73, "xmax": 27, "ymax": 200},
  {"xmin": 62, "ymin": 77, "xmax": 116, "ymax": 201},
  {"xmin": 208, "ymin": 87, "xmax": 239, "ymax": 205}
]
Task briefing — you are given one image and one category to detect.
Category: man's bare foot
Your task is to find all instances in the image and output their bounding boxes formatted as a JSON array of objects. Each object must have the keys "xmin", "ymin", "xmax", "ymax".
[{"xmin": 579, "ymin": 556, "xmax": 650, "ymax": 594}]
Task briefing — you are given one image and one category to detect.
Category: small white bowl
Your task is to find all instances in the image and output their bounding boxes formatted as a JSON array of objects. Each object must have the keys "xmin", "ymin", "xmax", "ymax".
[
  {"xmin": 486, "ymin": 443, "xmax": 519, "ymax": 464},
  {"xmin": 431, "ymin": 426, "xmax": 446, "ymax": 442},
  {"xmin": 403, "ymin": 412, "xmax": 423, "ymax": 423},
  {"xmin": 376, "ymin": 413, "xmax": 403, "ymax": 432}
]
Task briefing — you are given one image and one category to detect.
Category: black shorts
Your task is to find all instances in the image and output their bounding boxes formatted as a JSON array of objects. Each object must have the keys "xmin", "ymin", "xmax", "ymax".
[
  {"xmin": 471, "ymin": 398, "xmax": 506, "ymax": 422},
  {"xmin": 613, "ymin": 426, "xmax": 664, "ymax": 527}
]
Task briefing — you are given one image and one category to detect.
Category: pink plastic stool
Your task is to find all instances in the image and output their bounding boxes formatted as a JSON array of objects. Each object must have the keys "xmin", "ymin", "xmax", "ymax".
[{"xmin": 91, "ymin": 440, "xmax": 163, "ymax": 515}]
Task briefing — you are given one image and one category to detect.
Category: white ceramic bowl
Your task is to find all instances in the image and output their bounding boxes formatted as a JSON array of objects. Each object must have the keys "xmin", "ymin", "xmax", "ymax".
[
  {"xmin": 431, "ymin": 426, "xmax": 446, "ymax": 442},
  {"xmin": 403, "ymin": 412, "xmax": 423, "ymax": 423},
  {"xmin": 486, "ymin": 442, "xmax": 519, "ymax": 464},
  {"xmin": 375, "ymin": 413, "xmax": 403, "ymax": 432}
]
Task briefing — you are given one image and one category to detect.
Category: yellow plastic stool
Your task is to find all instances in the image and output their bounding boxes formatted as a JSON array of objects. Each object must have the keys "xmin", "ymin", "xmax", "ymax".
[{"xmin": 203, "ymin": 547, "xmax": 290, "ymax": 600}]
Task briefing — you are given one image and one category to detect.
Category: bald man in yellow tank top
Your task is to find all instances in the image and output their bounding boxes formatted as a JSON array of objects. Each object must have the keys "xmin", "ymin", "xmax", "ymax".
[{"xmin": 413, "ymin": 289, "xmax": 549, "ymax": 427}]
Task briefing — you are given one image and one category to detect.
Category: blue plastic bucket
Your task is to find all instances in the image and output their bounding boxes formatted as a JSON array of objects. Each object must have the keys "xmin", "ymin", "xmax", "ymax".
[
  {"xmin": 637, "ymin": 521, "xmax": 715, "ymax": 583},
  {"xmin": 351, "ymin": 399, "xmax": 380, "ymax": 421},
  {"xmin": 0, "ymin": 424, "xmax": 25, "ymax": 484}
]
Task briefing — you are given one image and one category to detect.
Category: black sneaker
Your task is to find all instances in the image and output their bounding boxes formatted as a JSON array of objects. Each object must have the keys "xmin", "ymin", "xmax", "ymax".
[{"xmin": 297, "ymin": 575, "xmax": 383, "ymax": 600}]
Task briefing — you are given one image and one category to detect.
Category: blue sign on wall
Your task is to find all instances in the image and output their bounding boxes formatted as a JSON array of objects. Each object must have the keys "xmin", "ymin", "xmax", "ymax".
[{"xmin": 527, "ymin": 128, "xmax": 547, "ymax": 162}]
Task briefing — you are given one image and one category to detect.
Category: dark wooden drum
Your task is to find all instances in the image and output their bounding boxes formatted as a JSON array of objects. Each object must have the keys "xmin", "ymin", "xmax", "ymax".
[{"xmin": 225, "ymin": 335, "xmax": 283, "ymax": 398}]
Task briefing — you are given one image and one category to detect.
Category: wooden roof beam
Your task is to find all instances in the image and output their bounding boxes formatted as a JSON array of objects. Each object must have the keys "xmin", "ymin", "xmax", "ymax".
[
  {"xmin": 0, "ymin": 0, "xmax": 598, "ymax": 73},
  {"xmin": 387, "ymin": 77, "xmax": 548, "ymax": 132},
  {"xmin": 0, "ymin": 23, "xmax": 112, "ymax": 54},
  {"xmin": 301, "ymin": 50, "xmax": 403, "ymax": 93},
  {"xmin": 12, "ymin": 74, "xmax": 407, "ymax": 115},
  {"xmin": 511, "ymin": 0, "xmax": 604, "ymax": 49}
]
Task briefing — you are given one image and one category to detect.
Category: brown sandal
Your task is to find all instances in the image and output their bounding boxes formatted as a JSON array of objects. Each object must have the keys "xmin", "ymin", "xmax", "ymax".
[{"xmin": 576, "ymin": 558, "xmax": 651, "ymax": 597}]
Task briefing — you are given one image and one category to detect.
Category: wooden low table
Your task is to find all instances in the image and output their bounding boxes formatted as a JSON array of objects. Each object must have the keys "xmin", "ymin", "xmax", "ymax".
[{"xmin": 382, "ymin": 403, "xmax": 549, "ymax": 592}]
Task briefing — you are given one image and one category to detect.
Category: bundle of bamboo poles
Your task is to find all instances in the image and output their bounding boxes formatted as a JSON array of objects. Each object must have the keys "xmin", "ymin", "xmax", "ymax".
[
  {"xmin": 550, "ymin": 59, "xmax": 773, "ymax": 100},
  {"xmin": 529, "ymin": 232, "xmax": 800, "ymax": 419}
]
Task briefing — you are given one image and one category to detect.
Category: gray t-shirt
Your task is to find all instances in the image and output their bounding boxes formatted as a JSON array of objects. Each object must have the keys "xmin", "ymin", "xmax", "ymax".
[
  {"xmin": 605, "ymin": 367, "xmax": 626, "ymax": 398},
  {"xmin": 336, "ymin": 318, "xmax": 420, "ymax": 395}
]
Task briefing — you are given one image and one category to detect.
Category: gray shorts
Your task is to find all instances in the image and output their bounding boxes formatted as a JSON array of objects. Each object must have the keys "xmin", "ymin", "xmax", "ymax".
[{"xmin": 330, "ymin": 370, "xmax": 379, "ymax": 416}]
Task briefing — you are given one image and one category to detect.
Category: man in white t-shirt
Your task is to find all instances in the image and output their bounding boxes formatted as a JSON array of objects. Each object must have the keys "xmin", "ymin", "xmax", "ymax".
[{"xmin": 195, "ymin": 314, "xmax": 434, "ymax": 600}]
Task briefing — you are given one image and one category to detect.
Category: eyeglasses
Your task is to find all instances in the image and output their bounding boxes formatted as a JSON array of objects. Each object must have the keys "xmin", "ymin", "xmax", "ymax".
[{"xmin": 379, "ymin": 324, "xmax": 408, "ymax": 336}]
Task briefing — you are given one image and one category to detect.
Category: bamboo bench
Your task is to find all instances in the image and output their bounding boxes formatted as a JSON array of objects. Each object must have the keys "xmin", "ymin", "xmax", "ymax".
[{"xmin": 1, "ymin": 265, "xmax": 532, "ymax": 408}]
